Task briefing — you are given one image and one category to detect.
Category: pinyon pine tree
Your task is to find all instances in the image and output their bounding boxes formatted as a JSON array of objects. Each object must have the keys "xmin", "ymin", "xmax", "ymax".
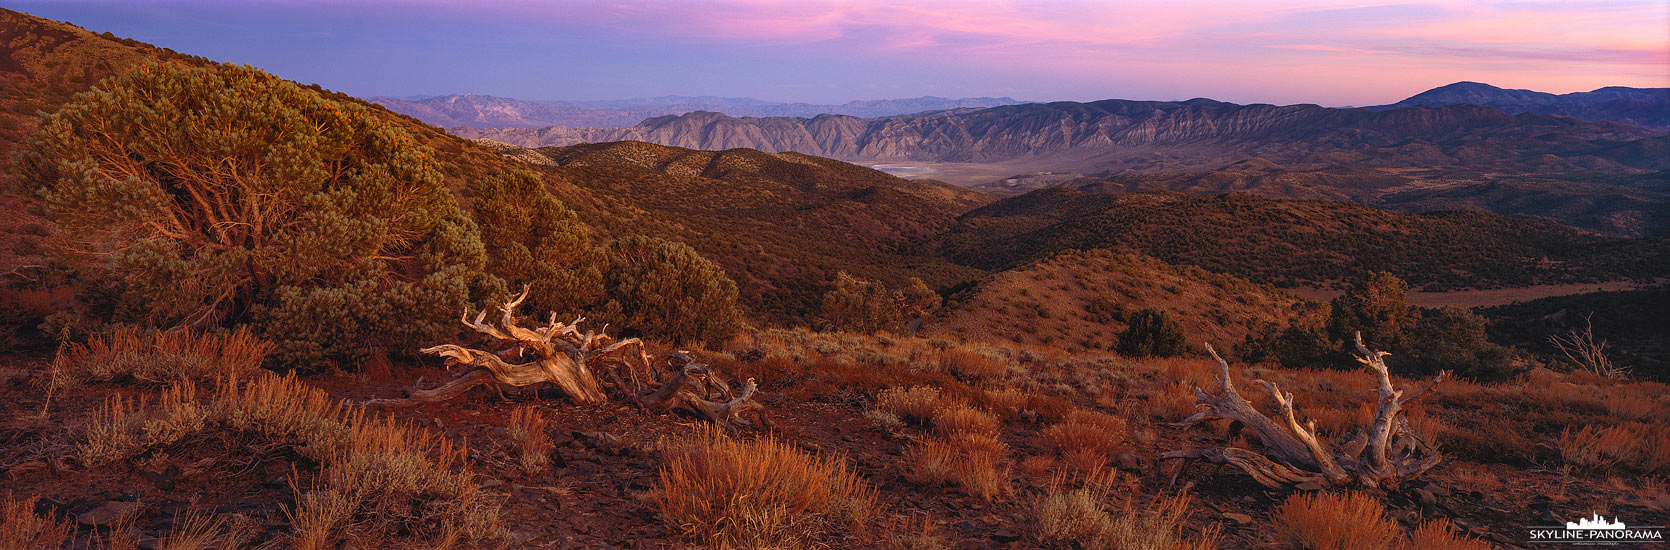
[
  {"xmin": 472, "ymin": 170, "xmax": 605, "ymax": 318},
  {"xmin": 597, "ymin": 235, "xmax": 743, "ymax": 345},
  {"xmin": 14, "ymin": 62, "xmax": 495, "ymax": 368}
]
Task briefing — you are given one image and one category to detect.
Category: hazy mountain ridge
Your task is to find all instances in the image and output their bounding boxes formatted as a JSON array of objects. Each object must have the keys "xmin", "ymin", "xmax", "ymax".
[
  {"xmin": 370, "ymin": 93, "xmax": 1021, "ymax": 128},
  {"xmin": 456, "ymin": 99, "xmax": 1662, "ymax": 173},
  {"xmin": 1376, "ymin": 81, "xmax": 1670, "ymax": 129}
]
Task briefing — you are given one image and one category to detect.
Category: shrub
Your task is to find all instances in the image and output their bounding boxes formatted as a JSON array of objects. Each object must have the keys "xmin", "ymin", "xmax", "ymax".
[
  {"xmin": 820, "ymin": 271, "xmax": 903, "ymax": 334},
  {"xmin": 1035, "ymin": 477, "xmax": 1216, "ymax": 550},
  {"xmin": 877, "ymin": 386, "xmax": 944, "ymax": 425},
  {"xmin": 1116, "ymin": 308, "xmax": 1186, "ymax": 358},
  {"xmin": 1405, "ymin": 307, "xmax": 1524, "ymax": 380},
  {"xmin": 655, "ymin": 428, "xmax": 876, "ymax": 548},
  {"xmin": 1402, "ymin": 518, "xmax": 1490, "ymax": 550},
  {"xmin": 940, "ymin": 347, "xmax": 1007, "ymax": 379},
  {"xmin": 49, "ymin": 326, "xmax": 272, "ymax": 389},
  {"xmin": 472, "ymin": 170, "xmax": 605, "ymax": 319},
  {"xmin": 905, "ymin": 432, "xmax": 1009, "ymax": 500},
  {"xmin": 932, "ymin": 403, "xmax": 1000, "ymax": 435},
  {"xmin": 1041, "ymin": 410, "xmax": 1129, "ymax": 471},
  {"xmin": 1, "ymin": 493, "xmax": 72, "ymax": 550},
  {"xmin": 15, "ymin": 62, "xmax": 494, "ymax": 369},
  {"xmin": 598, "ymin": 235, "xmax": 743, "ymax": 345},
  {"xmin": 508, "ymin": 405, "xmax": 554, "ymax": 476},
  {"xmin": 1272, "ymin": 491, "xmax": 1401, "ymax": 550}
]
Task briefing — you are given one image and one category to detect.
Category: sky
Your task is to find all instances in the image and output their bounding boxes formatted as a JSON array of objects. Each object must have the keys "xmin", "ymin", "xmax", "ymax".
[{"xmin": 13, "ymin": 0, "xmax": 1670, "ymax": 106}]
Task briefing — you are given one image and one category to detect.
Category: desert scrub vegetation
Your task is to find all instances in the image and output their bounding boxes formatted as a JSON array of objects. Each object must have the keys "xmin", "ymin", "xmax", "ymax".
[
  {"xmin": 46, "ymin": 326, "xmax": 271, "ymax": 389},
  {"xmin": 1115, "ymin": 308, "xmax": 1187, "ymax": 358},
  {"xmin": 875, "ymin": 385, "xmax": 944, "ymax": 425},
  {"xmin": 654, "ymin": 427, "xmax": 877, "ymax": 549},
  {"xmin": 15, "ymin": 62, "xmax": 500, "ymax": 369},
  {"xmin": 77, "ymin": 373, "xmax": 504, "ymax": 547},
  {"xmin": 1034, "ymin": 472, "xmax": 1217, "ymax": 550},
  {"xmin": 1040, "ymin": 409, "xmax": 1130, "ymax": 472},
  {"xmin": 1272, "ymin": 491, "xmax": 1489, "ymax": 550},
  {"xmin": 818, "ymin": 271, "xmax": 940, "ymax": 334},
  {"xmin": 1558, "ymin": 422, "xmax": 1670, "ymax": 473},
  {"xmin": 905, "ymin": 431, "xmax": 1010, "ymax": 500},
  {"xmin": 508, "ymin": 404, "xmax": 554, "ymax": 476},
  {"xmin": 2, "ymin": 493, "xmax": 72, "ymax": 550}
]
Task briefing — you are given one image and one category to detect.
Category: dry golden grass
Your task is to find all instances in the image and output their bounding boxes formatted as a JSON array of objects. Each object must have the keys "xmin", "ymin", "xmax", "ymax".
[
  {"xmin": 939, "ymin": 347, "xmax": 1007, "ymax": 380},
  {"xmin": 1148, "ymin": 380, "xmax": 1200, "ymax": 421},
  {"xmin": 158, "ymin": 511, "xmax": 242, "ymax": 550},
  {"xmin": 1040, "ymin": 410, "xmax": 1129, "ymax": 471},
  {"xmin": 1400, "ymin": 518, "xmax": 1490, "ymax": 550},
  {"xmin": 51, "ymin": 326, "xmax": 271, "ymax": 389},
  {"xmin": 655, "ymin": 427, "xmax": 877, "ymax": 549},
  {"xmin": 2, "ymin": 493, "xmax": 72, "ymax": 550},
  {"xmin": 1272, "ymin": 492, "xmax": 1401, "ymax": 550},
  {"xmin": 905, "ymin": 432, "xmax": 1010, "ymax": 501},
  {"xmin": 976, "ymin": 386, "xmax": 1029, "ymax": 421},
  {"xmin": 877, "ymin": 386, "xmax": 945, "ymax": 425},
  {"xmin": 508, "ymin": 404, "xmax": 554, "ymax": 476},
  {"xmin": 78, "ymin": 372, "xmax": 502, "ymax": 547},
  {"xmin": 1559, "ymin": 424, "xmax": 1641, "ymax": 471},
  {"xmin": 886, "ymin": 513, "xmax": 949, "ymax": 550},
  {"xmin": 1034, "ymin": 473, "xmax": 1217, "ymax": 550},
  {"xmin": 1604, "ymin": 389, "xmax": 1663, "ymax": 421},
  {"xmin": 932, "ymin": 403, "xmax": 999, "ymax": 435}
]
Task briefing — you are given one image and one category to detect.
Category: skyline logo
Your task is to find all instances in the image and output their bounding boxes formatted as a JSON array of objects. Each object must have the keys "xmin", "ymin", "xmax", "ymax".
[
  {"xmin": 1568, "ymin": 513, "xmax": 1627, "ymax": 531},
  {"xmin": 1527, "ymin": 512, "xmax": 1665, "ymax": 546}
]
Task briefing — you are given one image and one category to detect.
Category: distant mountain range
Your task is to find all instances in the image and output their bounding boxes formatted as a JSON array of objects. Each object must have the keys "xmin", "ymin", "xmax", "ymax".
[
  {"xmin": 1371, "ymin": 82, "xmax": 1669, "ymax": 130},
  {"xmin": 456, "ymin": 99, "xmax": 1661, "ymax": 172},
  {"xmin": 369, "ymin": 94, "xmax": 1022, "ymax": 128}
]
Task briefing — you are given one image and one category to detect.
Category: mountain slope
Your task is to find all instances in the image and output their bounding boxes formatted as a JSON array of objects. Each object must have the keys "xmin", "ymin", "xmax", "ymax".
[
  {"xmin": 1378, "ymin": 82, "xmax": 1670, "ymax": 129},
  {"xmin": 926, "ymin": 249, "xmax": 1313, "ymax": 353},
  {"xmin": 0, "ymin": 9, "xmax": 991, "ymax": 325},
  {"xmin": 524, "ymin": 141, "xmax": 992, "ymax": 320},
  {"xmin": 931, "ymin": 189, "xmax": 1670, "ymax": 290},
  {"xmin": 371, "ymin": 94, "xmax": 1022, "ymax": 128}
]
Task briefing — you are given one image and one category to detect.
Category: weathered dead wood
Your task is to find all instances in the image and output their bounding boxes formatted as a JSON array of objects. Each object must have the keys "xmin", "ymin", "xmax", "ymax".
[
  {"xmin": 1161, "ymin": 332, "xmax": 1445, "ymax": 489},
  {"xmin": 365, "ymin": 285, "xmax": 763, "ymax": 432}
]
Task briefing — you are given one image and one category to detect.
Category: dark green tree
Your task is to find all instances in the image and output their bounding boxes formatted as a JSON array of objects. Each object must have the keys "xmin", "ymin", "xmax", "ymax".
[
  {"xmin": 598, "ymin": 236, "xmax": 743, "ymax": 345},
  {"xmin": 1328, "ymin": 272, "xmax": 1419, "ymax": 353},
  {"xmin": 1405, "ymin": 306, "xmax": 1525, "ymax": 381},
  {"xmin": 818, "ymin": 272, "xmax": 935, "ymax": 334},
  {"xmin": 472, "ymin": 170, "xmax": 604, "ymax": 318},
  {"xmin": 14, "ymin": 62, "xmax": 493, "ymax": 368},
  {"xmin": 1116, "ymin": 308, "xmax": 1187, "ymax": 358}
]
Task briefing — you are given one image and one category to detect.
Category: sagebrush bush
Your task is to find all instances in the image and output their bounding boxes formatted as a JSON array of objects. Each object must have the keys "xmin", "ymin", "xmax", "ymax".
[
  {"xmin": 16, "ymin": 62, "xmax": 496, "ymax": 369},
  {"xmin": 932, "ymin": 403, "xmax": 1000, "ymax": 435},
  {"xmin": 655, "ymin": 428, "xmax": 876, "ymax": 549},
  {"xmin": 1272, "ymin": 491, "xmax": 1401, "ymax": 550},
  {"xmin": 1035, "ymin": 475, "xmax": 1216, "ymax": 550}
]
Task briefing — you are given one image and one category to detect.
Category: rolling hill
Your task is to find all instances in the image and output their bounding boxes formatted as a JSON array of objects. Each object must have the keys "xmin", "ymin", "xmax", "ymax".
[
  {"xmin": 925, "ymin": 249, "xmax": 1314, "ymax": 354},
  {"xmin": 930, "ymin": 189, "xmax": 1670, "ymax": 291}
]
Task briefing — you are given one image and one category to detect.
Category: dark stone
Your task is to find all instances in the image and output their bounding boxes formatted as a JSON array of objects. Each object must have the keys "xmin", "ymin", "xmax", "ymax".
[{"xmin": 991, "ymin": 529, "xmax": 1022, "ymax": 542}]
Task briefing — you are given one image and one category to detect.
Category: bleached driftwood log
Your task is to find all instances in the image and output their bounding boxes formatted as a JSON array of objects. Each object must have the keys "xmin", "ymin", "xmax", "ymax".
[
  {"xmin": 366, "ymin": 285, "xmax": 763, "ymax": 432},
  {"xmin": 1161, "ymin": 333, "xmax": 1444, "ymax": 489}
]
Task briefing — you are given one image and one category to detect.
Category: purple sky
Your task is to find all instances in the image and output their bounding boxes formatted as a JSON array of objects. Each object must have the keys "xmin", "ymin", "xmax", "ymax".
[{"xmin": 14, "ymin": 1, "xmax": 1669, "ymax": 106}]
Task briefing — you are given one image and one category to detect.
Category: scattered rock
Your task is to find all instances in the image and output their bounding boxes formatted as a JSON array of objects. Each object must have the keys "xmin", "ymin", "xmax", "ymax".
[
  {"xmin": 1221, "ymin": 512, "xmax": 1254, "ymax": 525},
  {"xmin": 479, "ymin": 478, "xmax": 504, "ymax": 489},
  {"xmin": 991, "ymin": 529, "xmax": 1022, "ymax": 542},
  {"xmin": 78, "ymin": 500, "xmax": 145, "ymax": 526},
  {"xmin": 1114, "ymin": 451, "xmax": 1141, "ymax": 471}
]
